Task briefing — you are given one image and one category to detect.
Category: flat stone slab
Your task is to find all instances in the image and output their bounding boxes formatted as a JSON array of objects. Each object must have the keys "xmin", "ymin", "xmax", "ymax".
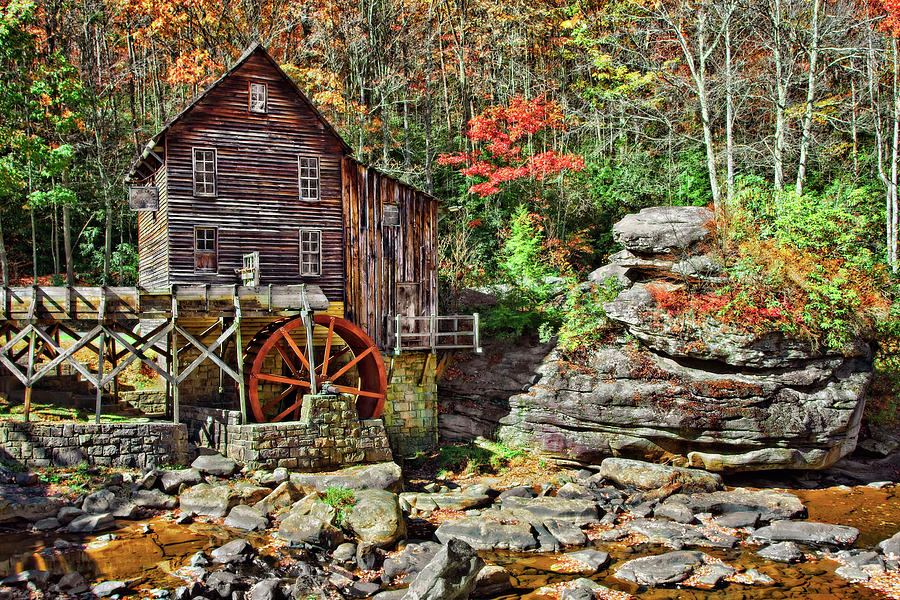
[
  {"xmin": 290, "ymin": 462, "xmax": 402, "ymax": 494},
  {"xmin": 757, "ymin": 541, "xmax": 805, "ymax": 563},
  {"xmin": 192, "ymin": 453, "xmax": 238, "ymax": 477},
  {"xmin": 501, "ymin": 496, "xmax": 601, "ymax": 527},
  {"xmin": 435, "ymin": 515, "xmax": 538, "ymax": 551},
  {"xmin": 179, "ymin": 483, "xmax": 240, "ymax": 518},
  {"xmin": 66, "ymin": 513, "xmax": 116, "ymax": 533},
  {"xmin": 628, "ymin": 518, "xmax": 738, "ymax": 549},
  {"xmin": 665, "ymin": 488, "xmax": 806, "ymax": 522},
  {"xmin": 592, "ymin": 458, "xmax": 723, "ymax": 493},
  {"xmin": 615, "ymin": 551, "xmax": 707, "ymax": 586},
  {"xmin": 754, "ymin": 520, "xmax": 860, "ymax": 548}
]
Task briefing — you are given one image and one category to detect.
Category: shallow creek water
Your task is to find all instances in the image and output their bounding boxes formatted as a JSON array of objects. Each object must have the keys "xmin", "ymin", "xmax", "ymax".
[{"xmin": 0, "ymin": 485, "xmax": 898, "ymax": 599}]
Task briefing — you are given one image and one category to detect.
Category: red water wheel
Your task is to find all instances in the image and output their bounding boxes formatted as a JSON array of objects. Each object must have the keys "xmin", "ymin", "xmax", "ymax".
[{"xmin": 244, "ymin": 315, "xmax": 387, "ymax": 423}]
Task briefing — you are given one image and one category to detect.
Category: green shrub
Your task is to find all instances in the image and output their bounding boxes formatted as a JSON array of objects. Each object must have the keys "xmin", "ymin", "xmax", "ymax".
[{"xmin": 556, "ymin": 278, "xmax": 622, "ymax": 354}]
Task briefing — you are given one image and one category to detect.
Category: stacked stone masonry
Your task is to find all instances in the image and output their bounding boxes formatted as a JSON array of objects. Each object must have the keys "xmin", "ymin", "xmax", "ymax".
[
  {"xmin": 0, "ymin": 421, "xmax": 188, "ymax": 469},
  {"xmin": 181, "ymin": 394, "xmax": 393, "ymax": 471},
  {"xmin": 381, "ymin": 351, "xmax": 438, "ymax": 457}
]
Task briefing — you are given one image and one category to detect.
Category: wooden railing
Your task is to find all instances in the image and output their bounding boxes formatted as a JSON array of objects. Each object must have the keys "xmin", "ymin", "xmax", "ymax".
[{"xmin": 392, "ymin": 314, "xmax": 482, "ymax": 354}]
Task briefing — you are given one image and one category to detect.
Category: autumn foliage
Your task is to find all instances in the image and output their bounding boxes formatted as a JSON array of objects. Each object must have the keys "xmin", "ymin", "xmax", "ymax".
[{"xmin": 438, "ymin": 96, "xmax": 585, "ymax": 197}]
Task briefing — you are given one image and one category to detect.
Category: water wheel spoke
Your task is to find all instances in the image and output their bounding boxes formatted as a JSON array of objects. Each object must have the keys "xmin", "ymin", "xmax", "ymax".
[
  {"xmin": 321, "ymin": 317, "xmax": 335, "ymax": 377},
  {"xmin": 328, "ymin": 346, "xmax": 375, "ymax": 382},
  {"xmin": 317, "ymin": 346, "xmax": 351, "ymax": 375},
  {"xmin": 256, "ymin": 372, "xmax": 312, "ymax": 388},
  {"xmin": 274, "ymin": 341, "xmax": 305, "ymax": 380},
  {"xmin": 272, "ymin": 397, "xmax": 305, "ymax": 423},
  {"xmin": 278, "ymin": 329, "xmax": 310, "ymax": 371},
  {"xmin": 262, "ymin": 385, "xmax": 297, "ymax": 413},
  {"xmin": 329, "ymin": 383, "xmax": 385, "ymax": 400}
]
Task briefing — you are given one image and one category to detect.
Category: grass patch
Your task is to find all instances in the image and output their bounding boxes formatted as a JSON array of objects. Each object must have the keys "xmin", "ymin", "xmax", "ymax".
[
  {"xmin": 323, "ymin": 486, "xmax": 356, "ymax": 526},
  {"xmin": 436, "ymin": 441, "xmax": 527, "ymax": 476}
]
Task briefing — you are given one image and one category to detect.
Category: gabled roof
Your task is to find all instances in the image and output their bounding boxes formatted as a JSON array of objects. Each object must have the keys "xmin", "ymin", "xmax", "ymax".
[{"xmin": 125, "ymin": 41, "xmax": 353, "ymax": 182}]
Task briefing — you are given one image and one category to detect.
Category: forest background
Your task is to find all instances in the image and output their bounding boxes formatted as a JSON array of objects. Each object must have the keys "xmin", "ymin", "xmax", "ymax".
[{"xmin": 2, "ymin": 0, "xmax": 900, "ymax": 400}]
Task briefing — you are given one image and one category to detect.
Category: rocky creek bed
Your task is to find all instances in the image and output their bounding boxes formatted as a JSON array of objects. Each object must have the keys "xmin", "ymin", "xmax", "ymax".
[{"xmin": 1, "ymin": 455, "xmax": 900, "ymax": 600}]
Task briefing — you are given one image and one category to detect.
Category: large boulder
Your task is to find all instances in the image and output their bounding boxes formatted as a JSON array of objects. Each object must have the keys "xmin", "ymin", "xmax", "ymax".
[
  {"xmin": 158, "ymin": 468, "xmax": 203, "ymax": 494},
  {"xmin": 277, "ymin": 493, "xmax": 343, "ymax": 549},
  {"xmin": 612, "ymin": 206, "xmax": 713, "ymax": 254},
  {"xmin": 496, "ymin": 205, "xmax": 872, "ymax": 472},
  {"xmin": 0, "ymin": 486, "xmax": 66, "ymax": 523},
  {"xmin": 346, "ymin": 490, "xmax": 406, "ymax": 547},
  {"xmin": 191, "ymin": 453, "xmax": 238, "ymax": 477},
  {"xmin": 179, "ymin": 483, "xmax": 240, "ymax": 518},
  {"xmin": 401, "ymin": 539, "xmax": 484, "ymax": 600}
]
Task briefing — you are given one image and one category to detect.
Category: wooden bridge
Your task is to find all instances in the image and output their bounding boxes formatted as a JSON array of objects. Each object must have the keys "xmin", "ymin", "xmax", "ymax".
[{"xmin": 0, "ymin": 284, "xmax": 328, "ymax": 424}]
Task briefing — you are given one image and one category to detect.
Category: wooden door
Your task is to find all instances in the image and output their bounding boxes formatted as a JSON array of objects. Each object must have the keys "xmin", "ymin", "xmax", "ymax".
[{"xmin": 397, "ymin": 282, "xmax": 422, "ymax": 342}]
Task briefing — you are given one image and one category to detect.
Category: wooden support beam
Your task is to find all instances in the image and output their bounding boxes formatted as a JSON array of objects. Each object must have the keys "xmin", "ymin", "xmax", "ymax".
[
  {"xmin": 234, "ymin": 287, "xmax": 246, "ymax": 425},
  {"xmin": 171, "ymin": 293, "xmax": 179, "ymax": 424}
]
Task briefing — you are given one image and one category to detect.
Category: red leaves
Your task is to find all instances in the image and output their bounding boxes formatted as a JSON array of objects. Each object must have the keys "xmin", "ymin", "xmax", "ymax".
[
  {"xmin": 439, "ymin": 96, "xmax": 585, "ymax": 197},
  {"xmin": 872, "ymin": 0, "xmax": 900, "ymax": 37}
]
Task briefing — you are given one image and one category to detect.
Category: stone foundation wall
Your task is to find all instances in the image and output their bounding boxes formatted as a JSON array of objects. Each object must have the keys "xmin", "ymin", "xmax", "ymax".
[
  {"xmin": 0, "ymin": 420, "xmax": 188, "ymax": 469},
  {"xmin": 382, "ymin": 352, "xmax": 438, "ymax": 457},
  {"xmin": 119, "ymin": 390, "xmax": 167, "ymax": 415},
  {"xmin": 181, "ymin": 395, "xmax": 393, "ymax": 471}
]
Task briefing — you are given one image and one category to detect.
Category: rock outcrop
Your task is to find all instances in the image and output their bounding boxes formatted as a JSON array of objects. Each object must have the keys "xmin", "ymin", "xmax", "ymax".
[{"xmin": 498, "ymin": 205, "xmax": 872, "ymax": 471}]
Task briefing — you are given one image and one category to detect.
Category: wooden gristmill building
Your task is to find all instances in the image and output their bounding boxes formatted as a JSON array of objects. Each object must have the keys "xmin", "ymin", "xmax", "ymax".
[{"xmin": 122, "ymin": 41, "xmax": 480, "ymax": 461}]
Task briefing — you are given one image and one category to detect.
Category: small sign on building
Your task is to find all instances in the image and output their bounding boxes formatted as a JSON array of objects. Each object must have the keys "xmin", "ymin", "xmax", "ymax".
[{"xmin": 129, "ymin": 186, "xmax": 159, "ymax": 211}]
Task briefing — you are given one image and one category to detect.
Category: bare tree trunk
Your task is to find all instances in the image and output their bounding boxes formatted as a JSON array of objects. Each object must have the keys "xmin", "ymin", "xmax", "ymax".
[
  {"xmin": 670, "ymin": 6, "xmax": 722, "ymax": 208},
  {"xmin": 887, "ymin": 38, "xmax": 900, "ymax": 273},
  {"xmin": 795, "ymin": 0, "xmax": 821, "ymax": 195},
  {"xmin": 868, "ymin": 33, "xmax": 893, "ymax": 268},
  {"xmin": 772, "ymin": 0, "xmax": 786, "ymax": 191},
  {"xmin": 725, "ymin": 1, "xmax": 735, "ymax": 204}
]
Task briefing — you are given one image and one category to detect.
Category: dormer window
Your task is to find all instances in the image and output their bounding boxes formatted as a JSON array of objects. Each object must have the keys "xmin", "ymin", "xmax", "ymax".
[{"xmin": 249, "ymin": 82, "xmax": 267, "ymax": 113}]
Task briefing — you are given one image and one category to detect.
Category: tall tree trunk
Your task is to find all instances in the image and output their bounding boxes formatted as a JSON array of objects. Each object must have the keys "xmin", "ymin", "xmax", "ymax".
[
  {"xmin": 868, "ymin": 33, "xmax": 893, "ymax": 268},
  {"xmin": 888, "ymin": 38, "xmax": 900, "ymax": 273},
  {"xmin": 795, "ymin": 0, "xmax": 821, "ymax": 195},
  {"xmin": 63, "ymin": 205, "xmax": 74, "ymax": 285},
  {"xmin": 31, "ymin": 210, "xmax": 37, "ymax": 285},
  {"xmin": 773, "ymin": 0, "xmax": 786, "ymax": 191},
  {"xmin": 851, "ymin": 60, "xmax": 859, "ymax": 176},
  {"xmin": 725, "ymin": 1, "xmax": 735, "ymax": 204},
  {"xmin": 0, "ymin": 213, "xmax": 9, "ymax": 287}
]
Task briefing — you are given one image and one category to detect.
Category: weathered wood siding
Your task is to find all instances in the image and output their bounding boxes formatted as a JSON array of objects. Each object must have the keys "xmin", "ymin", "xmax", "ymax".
[
  {"xmin": 163, "ymin": 51, "xmax": 346, "ymax": 301},
  {"xmin": 137, "ymin": 164, "xmax": 169, "ymax": 289},
  {"xmin": 343, "ymin": 158, "xmax": 439, "ymax": 348}
]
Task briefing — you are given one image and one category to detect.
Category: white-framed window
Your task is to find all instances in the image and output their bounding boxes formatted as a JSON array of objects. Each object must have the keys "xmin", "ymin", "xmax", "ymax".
[
  {"xmin": 194, "ymin": 227, "xmax": 218, "ymax": 272},
  {"xmin": 192, "ymin": 148, "xmax": 217, "ymax": 197},
  {"xmin": 300, "ymin": 229, "xmax": 322, "ymax": 276},
  {"xmin": 298, "ymin": 156, "xmax": 320, "ymax": 202},
  {"xmin": 249, "ymin": 82, "xmax": 267, "ymax": 113}
]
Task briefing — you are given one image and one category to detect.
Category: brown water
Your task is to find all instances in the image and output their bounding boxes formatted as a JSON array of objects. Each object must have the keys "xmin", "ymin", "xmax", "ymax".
[{"xmin": 0, "ymin": 485, "xmax": 898, "ymax": 599}]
